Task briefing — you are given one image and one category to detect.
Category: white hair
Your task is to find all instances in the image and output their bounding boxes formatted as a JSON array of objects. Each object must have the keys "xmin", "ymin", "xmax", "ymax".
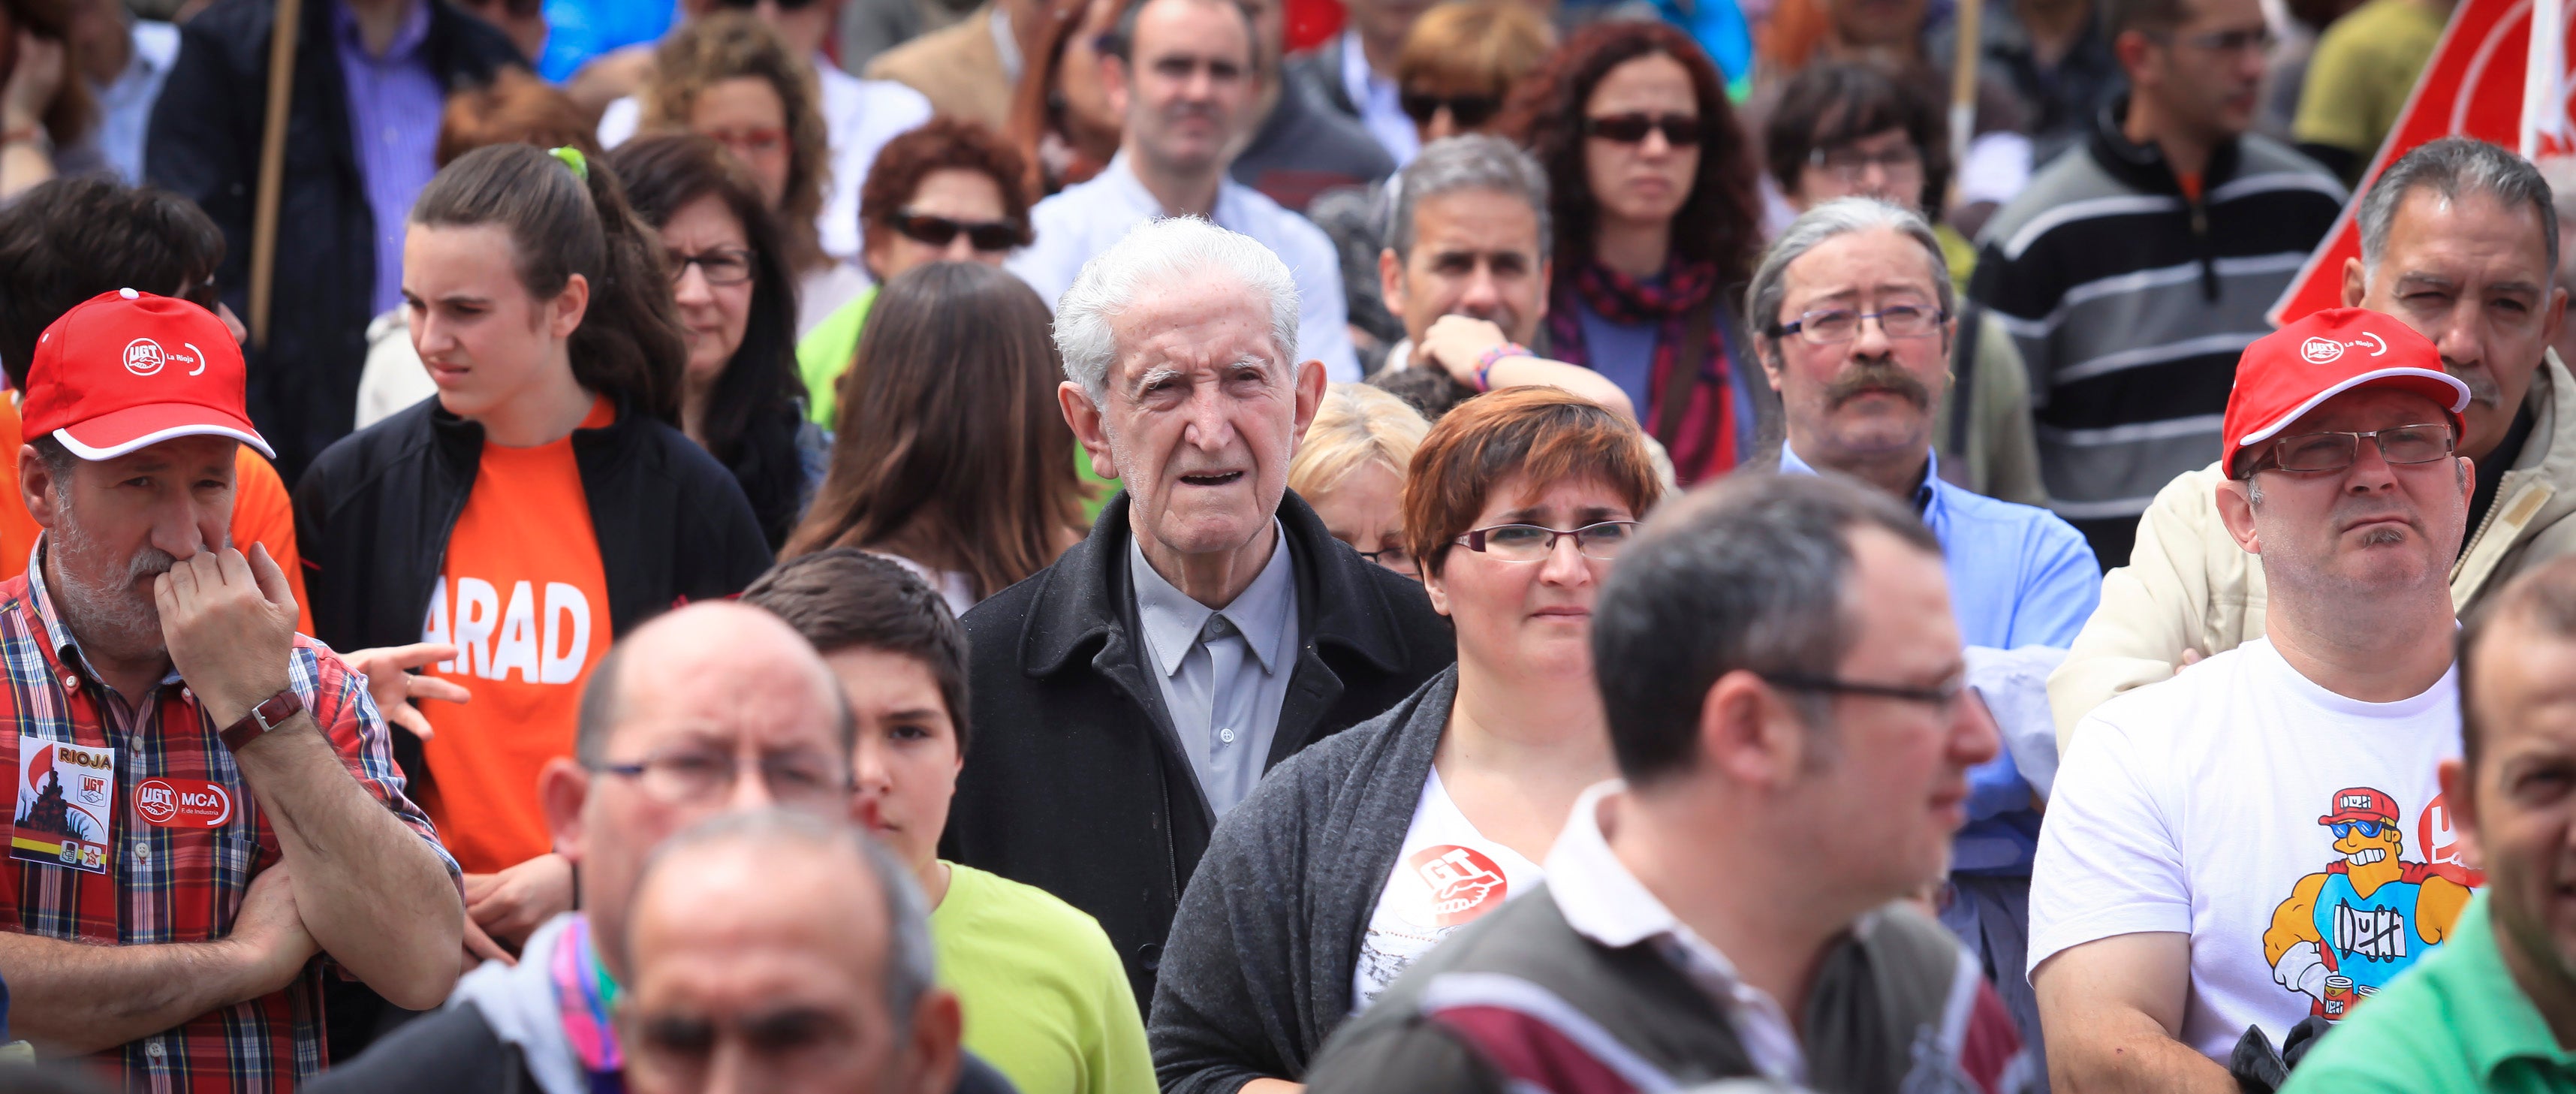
[{"xmin": 1054, "ymin": 216, "xmax": 1301, "ymax": 402}]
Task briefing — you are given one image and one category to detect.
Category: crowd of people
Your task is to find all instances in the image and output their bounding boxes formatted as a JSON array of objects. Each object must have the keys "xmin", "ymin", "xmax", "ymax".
[{"xmin": 0, "ymin": 0, "xmax": 2559, "ymax": 1088}]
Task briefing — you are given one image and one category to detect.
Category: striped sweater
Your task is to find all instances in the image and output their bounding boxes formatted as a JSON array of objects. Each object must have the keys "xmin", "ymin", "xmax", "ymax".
[{"xmin": 1969, "ymin": 100, "xmax": 2345, "ymax": 565}]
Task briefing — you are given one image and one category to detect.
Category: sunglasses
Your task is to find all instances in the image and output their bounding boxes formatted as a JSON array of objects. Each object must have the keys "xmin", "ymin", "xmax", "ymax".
[
  {"xmin": 1585, "ymin": 113, "xmax": 1703, "ymax": 146},
  {"xmin": 2328, "ymin": 820, "xmax": 2386, "ymax": 839},
  {"xmin": 712, "ymin": 0, "xmax": 821, "ymax": 10},
  {"xmin": 1400, "ymin": 92, "xmax": 1502, "ymax": 128},
  {"xmin": 887, "ymin": 209, "xmax": 1027, "ymax": 252}
]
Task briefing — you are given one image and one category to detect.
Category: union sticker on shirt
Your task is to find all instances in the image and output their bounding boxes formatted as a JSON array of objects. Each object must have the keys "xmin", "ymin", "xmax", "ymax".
[
  {"xmin": 133, "ymin": 778, "xmax": 233, "ymax": 829},
  {"xmin": 11, "ymin": 737, "xmax": 113, "ymax": 873},
  {"xmin": 1393, "ymin": 844, "xmax": 1510, "ymax": 928}
]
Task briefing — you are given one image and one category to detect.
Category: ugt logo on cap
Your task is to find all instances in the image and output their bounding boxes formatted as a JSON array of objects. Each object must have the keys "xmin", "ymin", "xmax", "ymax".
[
  {"xmin": 120, "ymin": 338, "xmax": 204, "ymax": 378},
  {"xmin": 2300, "ymin": 331, "xmax": 2390, "ymax": 365}
]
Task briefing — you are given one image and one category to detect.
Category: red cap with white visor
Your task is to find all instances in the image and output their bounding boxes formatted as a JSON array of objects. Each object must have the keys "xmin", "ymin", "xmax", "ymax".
[
  {"xmin": 20, "ymin": 288, "xmax": 273, "ymax": 461},
  {"xmin": 2220, "ymin": 306, "xmax": 2469, "ymax": 477}
]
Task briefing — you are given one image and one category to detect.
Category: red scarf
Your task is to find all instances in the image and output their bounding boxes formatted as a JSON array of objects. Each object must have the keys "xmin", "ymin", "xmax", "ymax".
[{"xmin": 1547, "ymin": 259, "xmax": 1739, "ymax": 484}]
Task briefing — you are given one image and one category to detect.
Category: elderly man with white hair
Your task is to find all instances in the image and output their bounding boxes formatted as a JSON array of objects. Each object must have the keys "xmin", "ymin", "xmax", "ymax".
[{"xmin": 948, "ymin": 217, "xmax": 1455, "ymax": 1009}]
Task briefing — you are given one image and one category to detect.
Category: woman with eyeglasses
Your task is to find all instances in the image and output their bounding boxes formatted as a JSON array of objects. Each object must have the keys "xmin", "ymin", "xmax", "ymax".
[
  {"xmin": 1290, "ymin": 384, "xmax": 1434, "ymax": 580},
  {"xmin": 1762, "ymin": 61, "xmax": 2048, "ymax": 508},
  {"xmin": 610, "ymin": 133, "xmax": 825, "ymax": 552},
  {"xmin": 1149, "ymin": 387, "xmax": 1661, "ymax": 1094},
  {"xmin": 795, "ymin": 116, "xmax": 1036, "ymax": 427},
  {"xmin": 1500, "ymin": 21, "xmax": 1764, "ymax": 486}
]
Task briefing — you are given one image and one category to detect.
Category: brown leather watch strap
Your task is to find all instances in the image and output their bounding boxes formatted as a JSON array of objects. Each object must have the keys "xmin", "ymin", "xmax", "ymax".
[{"xmin": 218, "ymin": 689, "xmax": 304, "ymax": 753}]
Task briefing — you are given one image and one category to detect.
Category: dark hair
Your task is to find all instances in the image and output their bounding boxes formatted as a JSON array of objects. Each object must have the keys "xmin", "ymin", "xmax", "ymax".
[
  {"xmin": 1763, "ymin": 62, "xmax": 1951, "ymax": 218},
  {"xmin": 1403, "ymin": 387, "xmax": 1664, "ymax": 574},
  {"xmin": 1368, "ymin": 367, "xmax": 1482, "ymax": 422},
  {"xmin": 411, "ymin": 143, "xmax": 690, "ymax": 424},
  {"xmin": 2459, "ymin": 555, "xmax": 2576, "ymax": 774},
  {"xmin": 437, "ymin": 68, "xmax": 598, "ymax": 168},
  {"xmin": 1504, "ymin": 21, "xmax": 1762, "ymax": 285},
  {"xmin": 643, "ymin": 12, "xmax": 833, "ymax": 270},
  {"xmin": 1592, "ymin": 472, "xmax": 1940, "ymax": 785},
  {"xmin": 608, "ymin": 134, "xmax": 809, "ymax": 550},
  {"xmin": 742, "ymin": 548, "xmax": 974, "ymax": 753},
  {"xmin": 2104, "ymin": 0, "xmax": 2190, "ymax": 39},
  {"xmin": 1007, "ymin": 0, "xmax": 1133, "ymax": 195},
  {"xmin": 786, "ymin": 263, "xmax": 1088, "ymax": 598},
  {"xmin": 857, "ymin": 117, "xmax": 1035, "ymax": 277},
  {"xmin": 0, "ymin": 178, "xmax": 226, "ymax": 389},
  {"xmin": 0, "ymin": 0, "xmax": 95, "ymax": 149},
  {"xmin": 1101, "ymin": 0, "xmax": 1257, "ymax": 62}
]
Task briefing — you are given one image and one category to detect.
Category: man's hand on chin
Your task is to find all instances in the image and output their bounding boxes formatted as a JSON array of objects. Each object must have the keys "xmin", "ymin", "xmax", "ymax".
[{"xmin": 157, "ymin": 543, "xmax": 300, "ymax": 727}]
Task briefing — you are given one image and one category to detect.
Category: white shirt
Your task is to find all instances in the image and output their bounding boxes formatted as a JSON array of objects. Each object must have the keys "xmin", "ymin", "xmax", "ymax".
[
  {"xmin": 1336, "ymin": 29, "xmax": 1417, "ymax": 167},
  {"xmin": 2029, "ymin": 637, "xmax": 2475, "ymax": 1059},
  {"xmin": 86, "ymin": 20, "xmax": 179, "ymax": 184},
  {"xmin": 1007, "ymin": 153, "xmax": 1361, "ymax": 382},
  {"xmin": 1351, "ymin": 767, "xmax": 1544, "ymax": 1011},
  {"xmin": 1545, "ymin": 781, "xmax": 1808, "ymax": 1085},
  {"xmin": 598, "ymin": 60, "xmax": 933, "ymax": 264}
]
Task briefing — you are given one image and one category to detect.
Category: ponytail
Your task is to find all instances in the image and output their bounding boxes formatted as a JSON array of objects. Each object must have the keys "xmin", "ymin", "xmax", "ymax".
[{"xmin": 411, "ymin": 143, "xmax": 688, "ymax": 423}]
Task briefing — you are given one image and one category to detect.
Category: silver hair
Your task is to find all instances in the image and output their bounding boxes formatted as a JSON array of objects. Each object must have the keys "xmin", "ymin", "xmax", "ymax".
[
  {"xmin": 2359, "ymin": 137, "xmax": 2559, "ymax": 281},
  {"xmin": 1387, "ymin": 135, "xmax": 1551, "ymax": 261},
  {"xmin": 638, "ymin": 810, "xmax": 936, "ymax": 1029},
  {"xmin": 1744, "ymin": 197, "xmax": 1954, "ymax": 355},
  {"xmin": 1054, "ymin": 216, "xmax": 1301, "ymax": 402}
]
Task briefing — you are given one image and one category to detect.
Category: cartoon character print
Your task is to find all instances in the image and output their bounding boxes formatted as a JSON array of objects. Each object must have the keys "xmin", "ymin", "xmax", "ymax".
[{"xmin": 2262, "ymin": 788, "xmax": 2478, "ymax": 1020}]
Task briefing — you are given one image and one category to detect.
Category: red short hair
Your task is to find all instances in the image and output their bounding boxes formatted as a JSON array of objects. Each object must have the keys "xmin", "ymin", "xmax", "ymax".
[
  {"xmin": 857, "ymin": 117, "xmax": 1035, "ymax": 271},
  {"xmin": 1403, "ymin": 387, "xmax": 1664, "ymax": 576}
]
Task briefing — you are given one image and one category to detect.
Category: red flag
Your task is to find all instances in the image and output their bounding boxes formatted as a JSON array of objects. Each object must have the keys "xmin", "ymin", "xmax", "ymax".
[{"xmin": 2269, "ymin": 0, "xmax": 2576, "ymax": 324}]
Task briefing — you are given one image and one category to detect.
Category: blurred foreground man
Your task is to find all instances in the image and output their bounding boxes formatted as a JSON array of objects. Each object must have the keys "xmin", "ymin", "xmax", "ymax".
[
  {"xmin": 2031, "ymin": 309, "xmax": 2484, "ymax": 1090},
  {"xmin": 622, "ymin": 811, "xmax": 963, "ymax": 1094},
  {"xmin": 2283, "ymin": 555, "xmax": 2576, "ymax": 1091},
  {"xmin": 0, "ymin": 291, "xmax": 462, "ymax": 1089},
  {"xmin": 1303, "ymin": 472, "xmax": 2029, "ymax": 1093}
]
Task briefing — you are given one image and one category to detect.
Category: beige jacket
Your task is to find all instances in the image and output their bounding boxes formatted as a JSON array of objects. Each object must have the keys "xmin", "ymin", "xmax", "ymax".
[
  {"xmin": 865, "ymin": 5, "xmax": 1011, "ymax": 131},
  {"xmin": 2048, "ymin": 349, "xmax": 2576, "ymax": 745}
]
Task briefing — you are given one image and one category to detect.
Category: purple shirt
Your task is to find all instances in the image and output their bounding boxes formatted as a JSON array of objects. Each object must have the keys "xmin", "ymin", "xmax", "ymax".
[{"xmin": 333, "ymin": 0, "xmax": 444, "ymax": 315}]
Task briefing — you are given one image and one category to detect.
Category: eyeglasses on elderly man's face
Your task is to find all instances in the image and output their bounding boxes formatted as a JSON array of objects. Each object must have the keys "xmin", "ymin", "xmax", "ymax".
[
  {"xmin": 2246, "ymin": 423, "xmax": 2456, "ymax": 475},
  {"xmin": 592, "ymin": 746, "xmax": 851, "ymax": 808},
  {"xmin": 1771, "ymin": 303, "xmax": 1947, "ymax": 345}
]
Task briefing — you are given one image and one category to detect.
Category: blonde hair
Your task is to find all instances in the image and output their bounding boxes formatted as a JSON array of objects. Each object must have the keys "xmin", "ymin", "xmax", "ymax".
[
  {"xmin": 1291, "ymin": 384, "xmax": 1433, "ymax": 499},
  {"xmin": 1395, "ymin": 0, "xmax": 1556, "ymax": 96}
]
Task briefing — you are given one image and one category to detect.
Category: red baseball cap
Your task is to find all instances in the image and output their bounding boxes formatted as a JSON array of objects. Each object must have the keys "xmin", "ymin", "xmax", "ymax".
[
  {"xmin": 2317, "ymin": 787, "xmax": 2400, "ymax": 826},
  {"xmin": 22, "ymin": 289, "xmax": 272, "ymax": 461},
  {"xmin": 2221, "ymin": 307, "xmax": 2469, "ymax": 476}
]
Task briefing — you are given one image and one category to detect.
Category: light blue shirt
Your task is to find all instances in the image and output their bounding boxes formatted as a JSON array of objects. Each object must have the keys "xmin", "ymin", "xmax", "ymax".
[
  {"xmin": 1128, "ymin": 523, "xmax": 1302, "ymax": 817},
  {"xmin": 1007, "ymin": 153, "xmax": 1362, "ymax": 382},
  {"xmin": 84, "ymin": 20, "xmax": 178, "ymax": 184},
  {"xmin": 1778, "ymin": 444, "xmax": 2099, "ymax": 872},
  {"xmin": 1337, "ymin": 29, "xmax": 1418, "ymax": 167}
]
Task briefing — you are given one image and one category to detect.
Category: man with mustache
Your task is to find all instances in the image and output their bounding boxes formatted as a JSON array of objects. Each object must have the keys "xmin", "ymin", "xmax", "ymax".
[
  {"xmin": 953, "ymin": 217, "xmax": 1453, "ymax": 1011},
  {"xmin": 2052, "ymin": 138, "xmax": 2576, "ymax": 743},
  {"xmin": 0, "ymin": 289, "xmax": 464, "ymax": 1089},
  {"xmin": 2031, "ymin": 308, "xmax": 2482, "ymax": 1091},
  {"xmin": 1007, "ymin": 0, "xmax": 1362, "ymax": 381},
  {"xmin": 1749, "ymin": 196, "xmax": 2098, "ymax": 1053}
]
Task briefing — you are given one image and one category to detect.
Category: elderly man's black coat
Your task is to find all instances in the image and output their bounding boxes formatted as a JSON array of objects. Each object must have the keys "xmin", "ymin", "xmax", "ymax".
[{"xmin": 946, "ymin": 490, "xmax": 1454, "ymax": 1011}]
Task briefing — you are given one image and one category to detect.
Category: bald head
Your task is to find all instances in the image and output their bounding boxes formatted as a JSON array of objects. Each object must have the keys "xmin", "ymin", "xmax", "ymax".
[{"xmin": 576, "ymin": 601, "xmax": 854, "ymax": 765}]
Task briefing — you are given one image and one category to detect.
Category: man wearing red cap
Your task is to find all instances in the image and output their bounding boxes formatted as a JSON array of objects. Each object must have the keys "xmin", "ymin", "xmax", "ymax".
[
  {"xmin": 0, "ymin": 290, "xmax": 465, "ymax": 1089},
  {"xmin": 2028, "ymin": 307, "xmax": 2486, "ymax": 1090}
]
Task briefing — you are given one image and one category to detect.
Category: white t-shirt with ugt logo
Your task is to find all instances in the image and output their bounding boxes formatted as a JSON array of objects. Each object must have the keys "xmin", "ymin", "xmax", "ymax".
[{"xmin": 1351, "ymin": 768, "xmax": 1545, "ymax": 1013}]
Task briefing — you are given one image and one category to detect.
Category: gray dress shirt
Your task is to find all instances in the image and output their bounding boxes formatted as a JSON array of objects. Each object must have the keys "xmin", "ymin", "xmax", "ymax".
[{"xmin": 1128, "ymin": 524, "xmax": 1302, "ymax": 816}]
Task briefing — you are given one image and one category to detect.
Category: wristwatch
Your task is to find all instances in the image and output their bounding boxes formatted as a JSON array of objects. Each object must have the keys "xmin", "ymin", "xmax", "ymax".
[{"xmin": 218, "ymin": 689, "xmax": 304, "ymax": 753}]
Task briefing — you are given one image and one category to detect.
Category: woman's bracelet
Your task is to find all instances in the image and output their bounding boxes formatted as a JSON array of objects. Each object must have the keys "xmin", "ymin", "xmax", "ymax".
[{"xmin": 1472, "ymin": 342, "xmax": 1532, "ymax": 392}]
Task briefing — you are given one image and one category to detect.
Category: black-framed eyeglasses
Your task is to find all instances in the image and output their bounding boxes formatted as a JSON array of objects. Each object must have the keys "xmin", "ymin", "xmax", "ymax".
[
  {"xmin": 1400, "ymin": 91, "xmax": 1502, "ymax": 128},
  {"xmin": 1770, "ymin": 304, "xmax": 1946, "ymax": 345},
  {"xmin": 887, "ymin": 209, "xmax": 1029, "ymax": 253},
  {"xmin": 1808, "ymin": 143, "xmax": 1924, "ymax": 182},
  {"xmin": 1454, "ymin": 520, "xmax": 1639, "ymax": 563},
  {"xmin": 1356, "ymin": 545, "xmax": 1421, "ymax": 578},
  {"xmin": 592, "ymin": 746, "xmax": 849, "ymax": 806},
  {"xmin": 2248, "ymin": 422, "xmax": 2455, "ymax": 475},
  {"xmin": 2155, "ymin": 26, "xmax": 2276, "ymax": 53},
  {"xmin": 667, "ymin": 248, "xmax": 755, "ymax": 287},
  {"xmin": 1761, "ymin": 672, "xmax": 1966, "ymax": 709},
  {"xmin": 1585, "ymin": 113, "xmax": 1704, "ymax": 146}
]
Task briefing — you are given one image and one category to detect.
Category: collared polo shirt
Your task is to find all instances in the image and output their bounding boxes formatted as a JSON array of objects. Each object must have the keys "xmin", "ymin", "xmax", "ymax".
[
  {"xmin": 1545, "ymin": 780, "xmax": 1809, "ymax": 1085},
  {"xmin": 1006, "ymin": 153, "xmax": 1362, "ymax": 382},
  {"xmin": 2281, "ymin": 894, "xmax": 2576, "ymax": 1093},
  {"xmin": 1128, "ymin": 523, "xmax": 1300, "ymax": 816},
  {"xmin": 0, "ymin": 542, "xmax": 456, "ymax": 1090},
  {"xmin": 333, "ymin": 0, "xmax": 444, "ymax": 317}
]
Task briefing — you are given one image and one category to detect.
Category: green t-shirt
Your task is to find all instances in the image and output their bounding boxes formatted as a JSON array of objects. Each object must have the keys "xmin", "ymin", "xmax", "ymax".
[
  {"xmin": 2292, "ymin": 0, "xmax": 2448, "ymax": 161},
  {"xmin": 2282, "ymin": 893, "xmax": 2576, "ymax": 1092},
  {"xmin": 930, "ymin": 862, "xmax": 1156, "ymax": 1094}
]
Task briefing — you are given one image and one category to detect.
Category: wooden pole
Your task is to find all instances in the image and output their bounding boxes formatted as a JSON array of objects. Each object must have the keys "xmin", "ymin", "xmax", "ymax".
[
  {"xmin": 1948, "ymin": 0, "xmax": 1984, "ymax": 179},
  {"xmin": 247, "ymin": 0, "xmax": 303, "ymax": 350}
]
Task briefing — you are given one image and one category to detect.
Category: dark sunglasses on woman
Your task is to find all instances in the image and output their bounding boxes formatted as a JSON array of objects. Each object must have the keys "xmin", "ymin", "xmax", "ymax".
[
  {"xmin": 888, "ymin": 209, "xmax": 1029, "ymax": 253},
  {"xmin": 1585, "ymin": 113, "xmax": 1704, "ymax": 146},
  {"xmin": 1399, "ymin": 92, "xmax": 1502, "ymax": 128},
  {"xmin": 714, "ymin": 0, "xmax": 821, "ymax": 9}
]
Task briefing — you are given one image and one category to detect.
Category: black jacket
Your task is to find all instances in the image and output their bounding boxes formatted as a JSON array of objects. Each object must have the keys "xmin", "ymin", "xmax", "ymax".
[
  {"xmin": 146, "ymin": 0, "xmax": 523, "ymax": 481},
  {"xmin": 1285, "ymin": 35, "xmax": 1359, "ymax": 119},
  {"xmin": 292, "ymin": 395, "xmax": 774, "ymax": 794},
  {"xmin": 945, "ymin": 491, "xmax": 1454, "ymax": 1011}
]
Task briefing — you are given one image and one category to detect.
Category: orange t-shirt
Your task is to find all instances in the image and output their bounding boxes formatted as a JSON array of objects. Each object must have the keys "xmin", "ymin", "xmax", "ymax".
[
  {"xmin": 0, "ymin": 396, "xmax": 314, "ymax": 634},
  {"xmin": 417, "ymin": 398, "xmax": 616, "ymax": 876}
]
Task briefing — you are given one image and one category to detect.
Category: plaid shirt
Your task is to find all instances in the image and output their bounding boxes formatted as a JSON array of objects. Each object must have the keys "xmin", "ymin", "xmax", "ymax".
[{"xmin": 0, "ymin": 548, "xmax": 456, "ymax": 1091}]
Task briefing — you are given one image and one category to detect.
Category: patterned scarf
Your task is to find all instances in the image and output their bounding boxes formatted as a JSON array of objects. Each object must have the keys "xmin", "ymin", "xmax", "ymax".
[
  {"xmin": 551, "ymin": 915, "xmax": 628, "ymax": 1094},
  {"xmin": 1546, "ymin": 258, "xmax": 1740, "ymax": 484}
]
